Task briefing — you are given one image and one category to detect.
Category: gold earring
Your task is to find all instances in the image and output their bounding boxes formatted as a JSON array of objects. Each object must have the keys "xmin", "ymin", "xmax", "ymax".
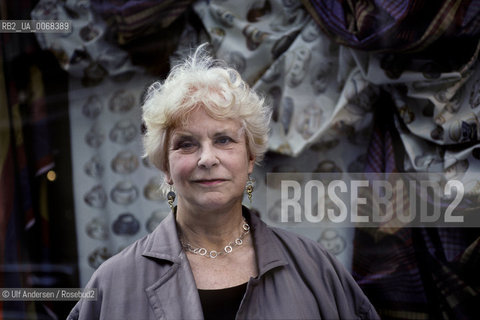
[
  {"xmin": 246, "ymin": 176, "xmax": 254, "ymax": 204},
  {"xmin": 167, "ymin": 184, "xmax": 176, "ymax": 210}
]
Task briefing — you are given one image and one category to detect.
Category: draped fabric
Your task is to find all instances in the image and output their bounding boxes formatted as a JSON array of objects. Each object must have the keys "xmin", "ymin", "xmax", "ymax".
[
  {"xmin": 91, "ymin": 0, "xmax": 194, "ymax": 45},
  {"xmin": 32, "ymin": 0, "xmax": 192, "ymax": 78},
  {"xmin": 90, "ymin": 0, "xmax": 195, "ymax": 75},
  {"xmin": 353, "ymin": 91, "xmax": 480, "ymax": 319},
  {"xmin": 363, "ymin": 94, "xmax": 400, "ymax": 175},
  {"xmin": 354, "ymin": 226, "xmax": 480, "ymax": 319},
  {"xmin": 192, "ymin": 0, "xmax": 378, "ymax": 156},
  {"xmin": 300, "ymin": 0, "xmax": 480, "ymax": 52},
  {"xmin": 359, "ymin": 93, "xmax": 410, "ymax": 237}
]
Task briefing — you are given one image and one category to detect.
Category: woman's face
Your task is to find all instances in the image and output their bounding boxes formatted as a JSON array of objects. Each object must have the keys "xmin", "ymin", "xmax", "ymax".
[{"xmin": 165, "ymin": 108, "xmax": 255, "ymax": 212}]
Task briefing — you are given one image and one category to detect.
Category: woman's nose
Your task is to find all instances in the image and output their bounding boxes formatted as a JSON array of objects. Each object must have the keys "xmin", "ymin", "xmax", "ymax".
[{"xmin": 197, "ymin": 144, "xmax": 219, "ymax": 168}]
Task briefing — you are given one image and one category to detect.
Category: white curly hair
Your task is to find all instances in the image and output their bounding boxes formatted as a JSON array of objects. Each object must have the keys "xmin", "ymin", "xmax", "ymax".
[{"xmin": 142, "ymin": 44, "xmax": 271, "ymax": 178}]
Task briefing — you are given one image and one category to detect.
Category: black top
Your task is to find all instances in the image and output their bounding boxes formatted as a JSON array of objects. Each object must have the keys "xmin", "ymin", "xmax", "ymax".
[{"xmin": 198, "ymin": 282, "xmax": 248, "ymax": 320}]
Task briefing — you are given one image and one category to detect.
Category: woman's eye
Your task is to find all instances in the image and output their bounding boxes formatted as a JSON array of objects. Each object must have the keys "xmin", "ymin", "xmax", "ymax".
[
  {"xmin": 177, "ymin": 141, "xmax": 195, "ymax": 149},
  {"xmin": 216, "ymin": 136, "xmax": 233, "ymax": 145}
]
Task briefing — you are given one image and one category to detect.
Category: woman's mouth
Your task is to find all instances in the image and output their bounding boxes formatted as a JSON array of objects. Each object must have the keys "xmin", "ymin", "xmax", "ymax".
[{"xmin": 194, "ymin": 179, "xmax": 226, "ymax": 186}]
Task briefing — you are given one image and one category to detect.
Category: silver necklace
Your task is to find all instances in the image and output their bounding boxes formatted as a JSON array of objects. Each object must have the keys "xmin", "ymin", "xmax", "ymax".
[{"xmin": 180, "ymin": 218, "xmax": 250, "ymax": 259}]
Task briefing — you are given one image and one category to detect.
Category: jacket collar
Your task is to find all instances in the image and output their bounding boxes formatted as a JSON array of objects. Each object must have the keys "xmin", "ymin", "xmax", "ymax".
[
  {"xmin": 244, "ymin": 206, "xmax": 289, "ymax": 277},
  {"xmin": 141, "ymin": 210, "xmax": 183, "ymax": 264},
  {"xmin": 141, "ymin": 206, "xmax": 288, "ymax": 275}
]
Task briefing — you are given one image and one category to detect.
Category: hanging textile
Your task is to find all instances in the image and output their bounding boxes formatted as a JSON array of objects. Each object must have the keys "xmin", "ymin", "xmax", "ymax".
[
  {"xmin": 300, "ymin": 0, "xmax": 480, "ymax": 52},
  {"xmin": 354, "ymin": 225, "xmax": 480, "ymax": 319},
  {"xmin": 194, "ymin": 0, "xmax": 379, "ymax": 157},
  {"xmin": 90, "ymin": 0, "xmax": 194, "ymax": 45},
  {"xmin": 31, "ymin": 0, "xmax": 143, "ymax": 80},
  {"xmin": 351, "ymin": 39, "xmax": 480, "ymax": 319}
]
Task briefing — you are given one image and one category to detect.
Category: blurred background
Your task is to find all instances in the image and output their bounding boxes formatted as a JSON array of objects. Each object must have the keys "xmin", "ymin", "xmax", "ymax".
[{"xmin": 1, "ymin": 0, "xmax": 480, "ymax": 319}]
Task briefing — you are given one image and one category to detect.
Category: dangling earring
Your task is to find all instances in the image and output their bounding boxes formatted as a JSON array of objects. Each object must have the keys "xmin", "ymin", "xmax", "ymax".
[
  {"xmin": 167, "ymin": 184, "xmax": 176, "ymax": 210},
  {"xmin": 246, "ymin": 176, "xmax": 254, "ymax": 204}
]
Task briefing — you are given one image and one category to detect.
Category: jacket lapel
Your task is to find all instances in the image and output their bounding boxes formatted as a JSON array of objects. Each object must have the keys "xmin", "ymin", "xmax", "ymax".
[
  {"xmin": 142, "ymin": 212, "xmax": 204, "ymax": 320},
  {"xmin": 245, "ymin": 208, "xmax": 289, "ymax": 277}
]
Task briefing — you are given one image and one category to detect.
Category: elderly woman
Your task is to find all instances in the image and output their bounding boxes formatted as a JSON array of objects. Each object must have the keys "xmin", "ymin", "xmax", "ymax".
[{"xmin": 68, "ymin": 46, "xmax": 379, "ymax": 320}]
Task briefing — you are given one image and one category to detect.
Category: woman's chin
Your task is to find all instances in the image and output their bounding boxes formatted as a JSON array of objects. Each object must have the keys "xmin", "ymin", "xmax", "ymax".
[{"xmin": 189, "ymin": 196, "xmax": 242, "ymax": 212}]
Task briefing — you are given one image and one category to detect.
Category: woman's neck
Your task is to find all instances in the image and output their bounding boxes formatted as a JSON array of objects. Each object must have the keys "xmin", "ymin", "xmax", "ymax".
[{"xmin": 175, "ymin": 201, "xmax": 246, "ymax": 250}]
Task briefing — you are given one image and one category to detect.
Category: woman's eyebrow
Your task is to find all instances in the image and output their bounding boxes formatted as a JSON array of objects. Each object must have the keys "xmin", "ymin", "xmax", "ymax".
[
  {"xmin": 172, "ymin": 127, "xmax": 242, "ymax": 139},
  {"xmin": 171, "ymin": 131, "xmax": 194, "ymax": 138},
  {"xmin": 212, "ymin": 130, "xmax": 230, "ymax": 137},
  {"xmin": 215, "ymin": 126, "xmax": 244, "ymax": 137}
]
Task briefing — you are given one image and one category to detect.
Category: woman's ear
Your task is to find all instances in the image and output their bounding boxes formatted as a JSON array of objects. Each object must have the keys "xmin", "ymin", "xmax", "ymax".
[
  {"xmin": 164, "ymin": 169, "xmax": 173, "ymax": 185},
  {"xmin": 165, "ymin": 176, "xmax": 173, "ymax": 185},
  {"xmin": 248, "ymin": 154, "xmax": 255, "ymax": 175}
]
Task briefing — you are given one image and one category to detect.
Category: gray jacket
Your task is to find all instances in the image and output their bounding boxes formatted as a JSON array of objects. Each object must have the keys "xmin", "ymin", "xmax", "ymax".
[{"xmin": 68, "ymin": 208, "xmax": 379, "ymax": 319}]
